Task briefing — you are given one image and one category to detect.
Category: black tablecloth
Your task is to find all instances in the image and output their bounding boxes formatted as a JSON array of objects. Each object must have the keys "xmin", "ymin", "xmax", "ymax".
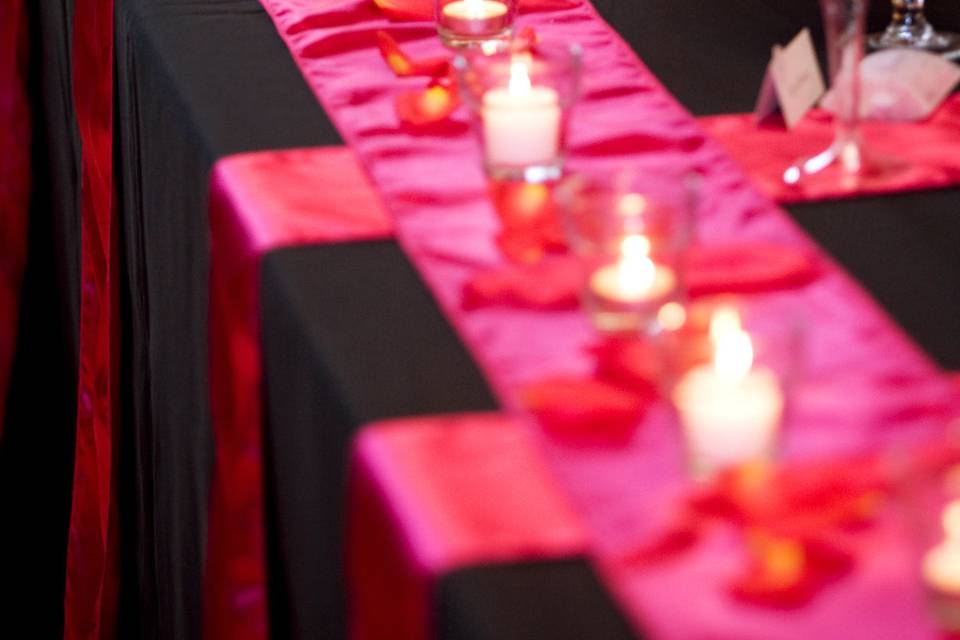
[{"xmin": 9, "ymin": 1, "xmax": 960, "ymax": 638}]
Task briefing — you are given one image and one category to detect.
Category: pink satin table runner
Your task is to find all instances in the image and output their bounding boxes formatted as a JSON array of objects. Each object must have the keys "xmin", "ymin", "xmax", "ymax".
[
  {"xmin": 245, "ymin": 0, "xmax": 960, "ymax": 639},
  {"xmin": 698, "ymin": 96, "xmax": 960, "ymax": 204},
  {"xmin": 206, "ymin": 147, "xmax": 392, "ymax": 640},
  {"xmin": 348, "ymin": 413, "xmax": 588, "ymax": 640}
]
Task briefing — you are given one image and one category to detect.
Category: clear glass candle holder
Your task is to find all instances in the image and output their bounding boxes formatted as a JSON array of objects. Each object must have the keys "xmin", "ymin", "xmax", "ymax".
[
  {"xmin": 894, "ymin": 449, "xmax": 960, "ymax": 632},
  {"xmin": 666, "ymin": 298, "xmax": 802, "ymax": 481},
  {"xmin": 454, "ymin": 41, "xmax": 581, "ymax": 183},
  {"xmin": 556, "ymin": 169, "xmax": 695, "ymax": 335},
  {"xmin": 782, "ymin": 0, "xmax": 905, "ymax": 189},
  {"xmin": 436, "ymin": 0, "xmax": 518, "ymax": 49}
]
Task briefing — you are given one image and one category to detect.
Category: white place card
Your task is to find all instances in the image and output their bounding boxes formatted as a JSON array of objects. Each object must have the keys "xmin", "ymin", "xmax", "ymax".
[{"xmin": 754, "ymin": 29, "xmax": 826, "ymax": 128}]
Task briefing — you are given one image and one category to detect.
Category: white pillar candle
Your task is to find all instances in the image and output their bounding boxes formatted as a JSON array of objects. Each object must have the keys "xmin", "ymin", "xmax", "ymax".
[
  {"xmin": 589, "ymin": 235, "xmax": 677, "ymax": 304},
  {"xmin": 482, "ymin": 60, "xmax": 561, "ymax": 167},
  {"xmin": 924, "ymin": 501, "xmax": 960, "ymax": 596},
  {"xmin": 441, "ymin": 0, "xmax": 509, "ymax": 36},
  {"xmin": 673, "ymin": 307, "xmax": 784, "ymax": 478}
]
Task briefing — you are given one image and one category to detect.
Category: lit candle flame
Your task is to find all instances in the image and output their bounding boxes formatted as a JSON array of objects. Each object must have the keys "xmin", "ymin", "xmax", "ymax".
[
  {"xmin": 710, "ymin": 307, "xmax": 754, "ymax": 381},
  {"xmin": 508, "ymin": 57, "xmax": 532, "ymax": 95},
  {"xmin": 616, "ymin": 235, "xmax": 656, "ymax": 299}
]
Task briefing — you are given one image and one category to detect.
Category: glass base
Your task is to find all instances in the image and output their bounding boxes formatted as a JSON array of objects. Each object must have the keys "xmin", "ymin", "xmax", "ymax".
[
  {"xmin": 782, "ymin": 137, "xmax": 906, "ymax": 191},
  {"xmin": 868, "ymin": 24, "xmax": 960, "ymax": 59},
  {"xmin": 484, "ymin": 157, "xmax": 564, "ymax": 183},
  {"xmin": 437, "ymin": 26, "xmax": 511, "ymax": 49},
  {"xmin": 587, "ymin": 308, "xmax": 658, "ymax": 335},
  {"xmin": 926, "ymin": 587, "xmax": 960, "ymax": 633}
]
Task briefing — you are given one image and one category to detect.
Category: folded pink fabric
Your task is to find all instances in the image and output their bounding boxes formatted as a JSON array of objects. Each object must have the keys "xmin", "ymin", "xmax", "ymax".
[
  {"xmin": 206, "ymin": 148, "xmax": 392, "ymax": 640},
  {"xmin": 348, "ymin": 413, "xmax": 588, "ymax": 640}
]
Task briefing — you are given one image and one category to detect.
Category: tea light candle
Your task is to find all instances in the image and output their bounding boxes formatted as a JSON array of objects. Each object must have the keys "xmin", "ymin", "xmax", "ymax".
[
  {"xmin": 441, "ymin": 0, "xmax": 509, "ymax": 36},
  {"xmin": 482, "ymin": 59, "xmax": 561, "ymax": 167},
  {"xmin": 924, "ymin": 500, "xmax": 960, "ymax": 596},
  {"xmin": 673, "ymin": 307, "xmax": 784, "ymax": 477},
  {"xmin": 589, "ymin": 235, "xmax": 677, "ymax": 304}
]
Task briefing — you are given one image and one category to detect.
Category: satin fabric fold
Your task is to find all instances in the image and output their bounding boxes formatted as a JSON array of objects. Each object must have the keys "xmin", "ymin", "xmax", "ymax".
[
  {"xmin": 0, "ymin": 0, "xmax": 30, "ymax": 439},
  {"xmin": 205, "ymin": 147, "xmax": 391, "ymax": 640},
  {"xmin": 64, "ymin": 0, "xmax": 121, "ymax": 637},
  {"xmin": 698, "ymin": 97, "xmax": 960, "ymax": 204},
  {"xmin": 348, "ymin": 413, "xmax": 588, "ymax": 640},
  {"xmin": 252, "ymin": 0, "xmax": 960, "ymax": 637}
]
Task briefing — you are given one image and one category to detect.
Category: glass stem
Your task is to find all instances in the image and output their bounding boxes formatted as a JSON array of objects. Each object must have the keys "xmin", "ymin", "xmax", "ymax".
[{"xmin": 823, "ymin": 0, "xmax": 866, "ymax": 171}]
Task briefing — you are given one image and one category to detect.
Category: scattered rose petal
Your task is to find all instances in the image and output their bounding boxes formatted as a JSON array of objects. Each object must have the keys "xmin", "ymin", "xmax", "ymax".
[
  {"xmin": 591, "ymin": 338, "xmax": 661, "ymax": 398},
  {"xmin": 521, "ymin": 376, "xmax": 650, "ymax": 442},
  {"xmin": 462, "ymin": 256, "xmax": 581, "ymax": 311},
  {"xmin": 377, "ymin": 31, "xmax": 450, "ymax": 77},
  {"xmin": 395, "ymin": 80, "xmax": 460, "ymax": 126},
  {"xmin": 373, "ymin": 0, "xmax": 433, "ymax": 21}
]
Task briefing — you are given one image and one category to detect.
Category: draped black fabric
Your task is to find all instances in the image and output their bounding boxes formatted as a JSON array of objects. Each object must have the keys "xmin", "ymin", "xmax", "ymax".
[
  {"xmin": 260, "ymin": 243, "xmax": 496, "ymax": 639},
  {"xmin": 12, "ymin": 0, "xmax": 960, "ymax": 638},
  {"xmin": 113, "ymin": 0, "xmax": 337, "ymax": 637},
  {"xmin": 436, "ymin": 560, "xmax": 639, "ymax": 640},
  {"xmin": 0, "ymin": 1, "xmax": 79, "ymax": 637}
]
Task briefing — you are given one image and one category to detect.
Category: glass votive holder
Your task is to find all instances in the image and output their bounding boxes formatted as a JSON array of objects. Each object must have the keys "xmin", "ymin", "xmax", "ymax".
[
  {"xmin": 454, "ymin": 41, "xmax": 581, "ymax": 183},
  {"xmin": 436, "ymin": 0, "xmax": 517, "ymax": 48},
  {"xmin": 556, "ymin": 169, "xmax": 694, "ymax": 335},
  {"xmin": 667, "ymin": 299, "xmax": 800, "ymax": 481},
  {"xmin": 896, "ymin": 454, "xmax": 960, "ymax": 633}
]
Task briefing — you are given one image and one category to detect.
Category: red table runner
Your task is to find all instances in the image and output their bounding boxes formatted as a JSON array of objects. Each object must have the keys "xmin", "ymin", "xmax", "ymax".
[
  {"xmin": 699, "ymin": 98, "xmax": 960, "ymax": 203},
  {"xmin": 236, "ymin": 0, "xmax": 960, "ymax": 638},
  {"xmin": 348, "ymin": 413, "xmax": 588, "ymax": 640},
  {"xmin": 206, "ymin": 147, "xmax": 392, "ymax": 639}
]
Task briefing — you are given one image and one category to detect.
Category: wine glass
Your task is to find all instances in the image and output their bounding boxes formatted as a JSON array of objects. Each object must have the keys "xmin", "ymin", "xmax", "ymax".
[
  {"xmin": 782, "ymin": 0, "xmax": 904, "ymax": 190},
  {"xmin": 869, "ymin": 0, "xmax": 960, "ymax": 58}
]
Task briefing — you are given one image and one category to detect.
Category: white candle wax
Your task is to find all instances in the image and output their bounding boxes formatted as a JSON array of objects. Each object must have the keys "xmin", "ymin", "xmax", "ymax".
[
  {"xmin": 482, "ymin": 62, "xmax": 561, "ymax": 167},
  {"xmin": 673, "ymin": 309, "xmax": 784, "ymax": 477},
  {"xmin": 674, "ymin": 364, "xmax": 783, "ymax": 471},
  {"xmin": 924, "ymin": 500, "xmax": 960, "ymax": 596},
  {"xmin": 924, "ymin": 542, "xmax": 960, "ymax": 596},
  {"xmin": 441, "ymin": 0, "xmax": 509, "ymax": 36}
]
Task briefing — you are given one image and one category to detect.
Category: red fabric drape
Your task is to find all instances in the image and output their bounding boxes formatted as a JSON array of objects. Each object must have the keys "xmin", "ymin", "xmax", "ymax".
[
  {"xmin": 64, "ymin": 0, "xmax": 121, "ymax": 637},
  {"xmin": 0, "ymin": 0, "xmax": 31, "ymax": 438},
  {"xmin": 348, "ymin": 413, "xmax": 588, "ymax": 640},
  {"xmin": 205, "ymin": 148, "xmax": 391, "ymax": 640}
]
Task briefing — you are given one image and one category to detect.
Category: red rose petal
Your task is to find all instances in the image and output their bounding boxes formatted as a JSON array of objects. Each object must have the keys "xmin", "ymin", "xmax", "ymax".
[
  {"xmin": 377, "ymin": 31, "xmax": 450, "ymax": 77},
  {"xmin": 373, "ymin": 0, "xmax": 433, "ymax": 21},
  {"xmin": 521, "ymin": 376, "xmax": 650, "ymax": 442},
  {"xmin": 462, "ymin": 256, "xmax": 581, "ymax": 311},
  {"xmin": 687, "ymin": 243, "xmax": 821, "ymax": 297}
]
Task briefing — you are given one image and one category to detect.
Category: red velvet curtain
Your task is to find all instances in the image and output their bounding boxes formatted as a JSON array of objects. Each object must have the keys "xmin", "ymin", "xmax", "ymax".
[
  {"xmin": 64, "ymin": 0, "xmax": 121, "ymax": 637},
  {"xmin": 0, "ymin": 0, "xmax": 31, "ymax": 439}
]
